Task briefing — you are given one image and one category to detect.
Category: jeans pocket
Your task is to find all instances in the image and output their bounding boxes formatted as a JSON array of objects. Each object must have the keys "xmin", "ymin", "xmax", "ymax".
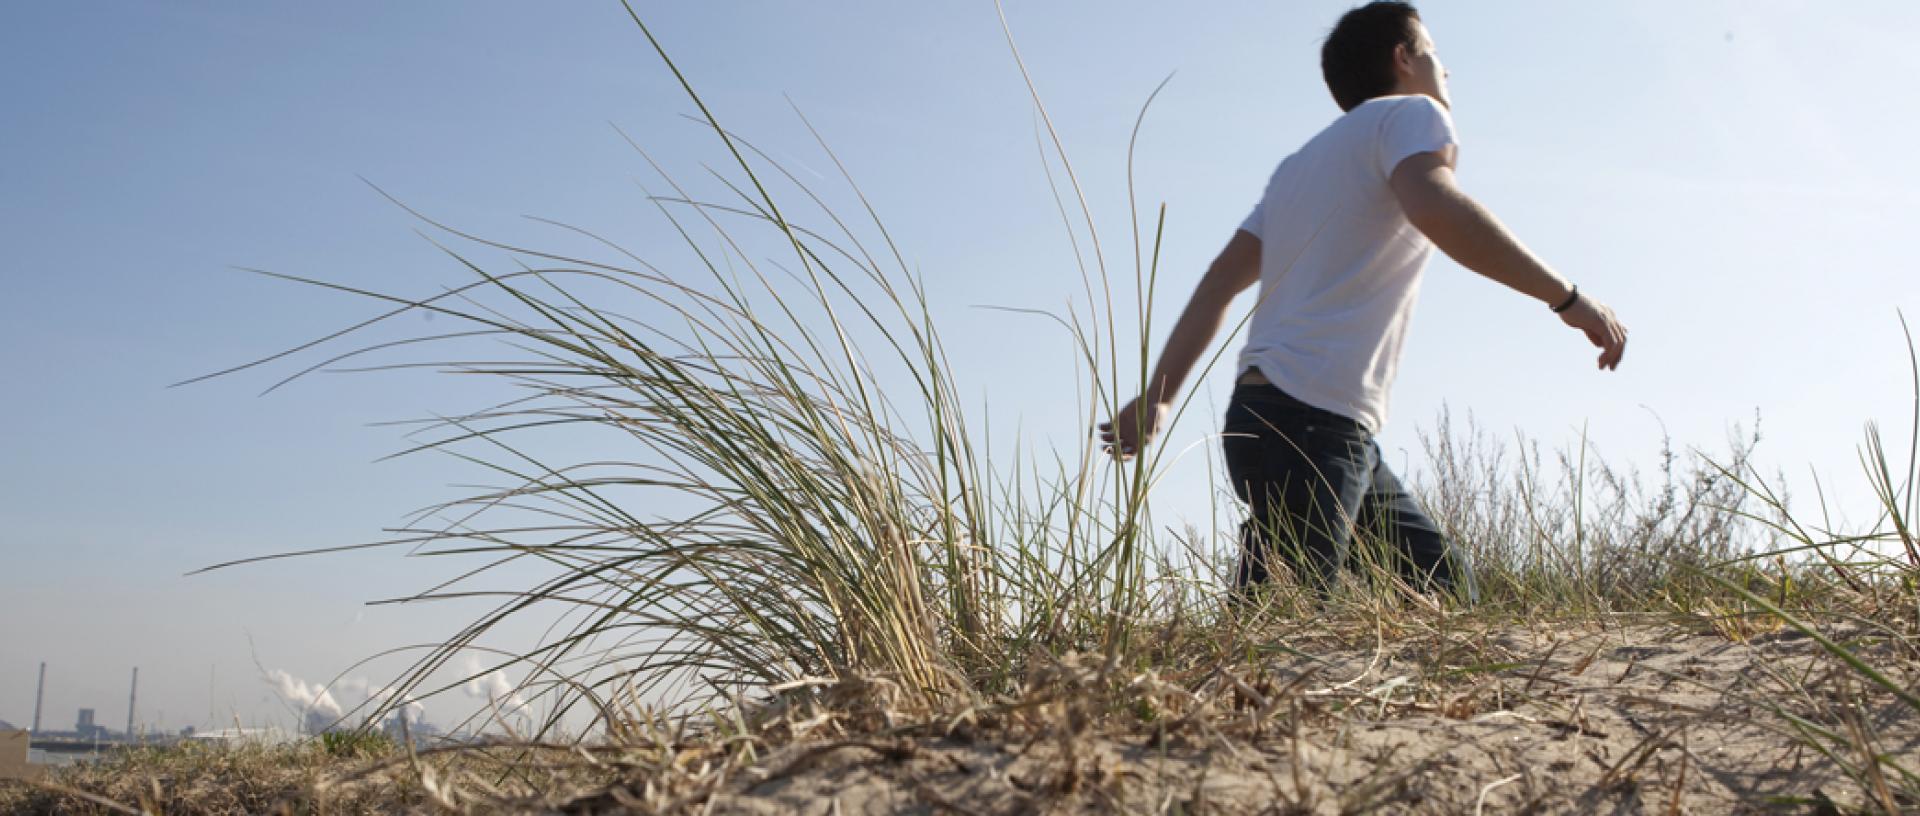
[{"xmin": 1298, "ymin": 419, "xmax": 1369, "ymax": 456}]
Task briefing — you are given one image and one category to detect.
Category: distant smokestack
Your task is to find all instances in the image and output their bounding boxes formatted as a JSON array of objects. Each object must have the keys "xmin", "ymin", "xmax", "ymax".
[
  {"xmin": 31, "ymin": 663, "xmax": 45, "ymax": 735},
  {"xmin": 126, "ymin": 667, "xmax": 138, "ymax": 741}
]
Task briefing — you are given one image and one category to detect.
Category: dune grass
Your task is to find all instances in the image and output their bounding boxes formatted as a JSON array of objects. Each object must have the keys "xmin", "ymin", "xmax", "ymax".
[{"xmin": 13, "ymin": 4, "xmax": 1919, "ymax": 813}]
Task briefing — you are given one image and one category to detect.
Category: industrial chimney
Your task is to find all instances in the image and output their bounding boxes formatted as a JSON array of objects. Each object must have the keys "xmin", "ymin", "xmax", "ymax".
[
  {"xmin": 31, "ymin": 662, "xmax": 45, "ymax": 736},
  {"xmin": 126, "ymin": 667, "xmax": 138, "ymax": 742}
]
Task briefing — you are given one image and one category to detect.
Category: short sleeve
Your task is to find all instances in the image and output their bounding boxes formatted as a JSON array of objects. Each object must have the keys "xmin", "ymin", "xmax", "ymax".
[
  {"xmin": 1376, "ymin": 96, "xmax": 1458, "ymax": 179},
  {"xmin": 1238, "ymin": 193, "xmax": 1264, "ymax": 236}
]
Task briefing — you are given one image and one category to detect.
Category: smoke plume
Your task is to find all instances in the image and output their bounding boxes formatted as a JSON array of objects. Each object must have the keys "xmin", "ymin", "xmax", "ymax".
[
  {"xmin": 462, "ymin": 662, "xmax": 532, "ymax": 722},
  {"xmin": 266, "ymin": 669, "xmax": 343, "ymax": 735},
  {"xmin": 366, "ymin": 682, "xmax": 427, "ymax": 727}
]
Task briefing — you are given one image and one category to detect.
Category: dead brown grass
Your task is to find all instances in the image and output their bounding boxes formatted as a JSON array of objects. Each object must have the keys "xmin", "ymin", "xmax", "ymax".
[{"xmin": 9, "ymin": 615, "xmax": 1915, "ymax": 814}]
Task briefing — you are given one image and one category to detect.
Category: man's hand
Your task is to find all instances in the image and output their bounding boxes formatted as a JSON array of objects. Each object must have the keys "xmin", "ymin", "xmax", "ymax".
[
  {"xmin": 1095, "ymin": 230, "xmax": 1260, "ymax": 461},
  {"xmin": 1558, "ymin": 293, "xmax": 1627, "ymax": 370},
  {"xmin": 1098, "ymin": 397, "xmax": 1170, "ymax": 460},
  {"xmin": 1390, "ymin": 153, "xmax": 1630, "ymax": 372}
]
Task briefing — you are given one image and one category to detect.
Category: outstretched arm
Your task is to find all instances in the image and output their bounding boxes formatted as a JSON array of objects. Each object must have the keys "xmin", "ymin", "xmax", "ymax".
[
  {"xmin": 1099, "ymin": 229, "xmax": 1262, "ymax": 459},
  {"xmin": 1389, "ymin": 150, "xmax": 1628, "ymax": 370}
]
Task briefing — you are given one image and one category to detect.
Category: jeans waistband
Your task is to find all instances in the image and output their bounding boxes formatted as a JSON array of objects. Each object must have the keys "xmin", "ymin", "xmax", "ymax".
[{"xmin": 1230, "ymin": 369, "xmax": 1369, "ymax": 436}]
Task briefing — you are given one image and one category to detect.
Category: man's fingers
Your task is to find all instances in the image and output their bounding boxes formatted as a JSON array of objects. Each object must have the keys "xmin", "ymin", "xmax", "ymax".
[
  {"xmin": 1568, "ymin": 305, "xmax": 1627, "ymax": 369},
  {"xmin": 1597, "ymin": 324, "xmax": 1625, "ymax": 370}
]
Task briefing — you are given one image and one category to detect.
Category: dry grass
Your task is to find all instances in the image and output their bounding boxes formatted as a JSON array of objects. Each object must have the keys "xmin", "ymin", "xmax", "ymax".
[
  {"xmin": 10, "ymin": 616, "xmax": 1917, "ymax": 813},
  {"xmin": 0, "ymin": 741, "xmax": 413, "ymax": 814}
]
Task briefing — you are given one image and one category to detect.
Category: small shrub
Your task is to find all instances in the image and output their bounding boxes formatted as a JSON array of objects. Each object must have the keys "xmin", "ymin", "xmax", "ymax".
[{"xmin": 320, "ymin": 730, "xmax": 394, "ymax": 759}]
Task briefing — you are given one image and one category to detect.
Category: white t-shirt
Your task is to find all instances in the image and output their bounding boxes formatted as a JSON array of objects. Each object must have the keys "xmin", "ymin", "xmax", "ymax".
[{"xmin": 1236, "ymin": 94, "xmax": 1458, "ymax": 433}]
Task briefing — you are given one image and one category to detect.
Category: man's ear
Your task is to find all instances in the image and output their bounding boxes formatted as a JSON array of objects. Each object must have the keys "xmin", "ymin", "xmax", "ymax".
[{"xmin": 1391, "ymin": 42, "xmax": 1414, "ymax": 79}]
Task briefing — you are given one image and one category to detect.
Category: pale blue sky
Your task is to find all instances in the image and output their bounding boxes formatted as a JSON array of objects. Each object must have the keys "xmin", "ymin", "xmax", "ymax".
[{"xmin": 4, "ymin": 2, "xmax": 1918, "ymax": 734}]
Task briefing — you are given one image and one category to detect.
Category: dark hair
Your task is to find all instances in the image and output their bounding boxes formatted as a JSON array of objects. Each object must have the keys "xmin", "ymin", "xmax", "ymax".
[{"xmin": 1321, "ymin": 2, "xmax": 1424, "ymax": 112}]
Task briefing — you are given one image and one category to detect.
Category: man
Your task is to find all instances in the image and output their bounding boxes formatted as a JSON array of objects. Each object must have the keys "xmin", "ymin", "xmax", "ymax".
[{"xmin": 1098, "ymin": 2, "xmax": 1627, "ymax": 600}]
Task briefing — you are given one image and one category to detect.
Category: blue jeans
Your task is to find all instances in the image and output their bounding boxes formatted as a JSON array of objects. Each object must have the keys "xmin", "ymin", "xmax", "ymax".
[{"xmin": 1222, "ymin": 380, "xmax": 1475, "ymax": 600}]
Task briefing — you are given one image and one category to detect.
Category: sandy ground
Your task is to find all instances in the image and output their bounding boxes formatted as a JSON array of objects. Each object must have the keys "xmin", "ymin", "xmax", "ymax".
[{"xmin": 700, "ymin": 623, "xmax": 1920, "ymax": 814}]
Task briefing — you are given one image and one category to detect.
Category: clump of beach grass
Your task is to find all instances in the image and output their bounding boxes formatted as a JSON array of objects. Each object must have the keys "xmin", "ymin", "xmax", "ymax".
[{"xmin": 25, "ymin": 3, "xmax": 1910, "ymax": 812}]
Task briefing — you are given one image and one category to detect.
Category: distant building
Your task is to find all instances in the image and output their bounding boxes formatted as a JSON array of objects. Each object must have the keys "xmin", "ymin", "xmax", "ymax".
[
  {"xmin": 75, "ymin": 708, "xmax": 108, "ymax": 741},
  {"xmin": 381, "ymin": 716, "xmax": 445, "ymax": 748},
  {"xmin": 302, "ymin": 709, "xmax": 334, "ymax": 736}
]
